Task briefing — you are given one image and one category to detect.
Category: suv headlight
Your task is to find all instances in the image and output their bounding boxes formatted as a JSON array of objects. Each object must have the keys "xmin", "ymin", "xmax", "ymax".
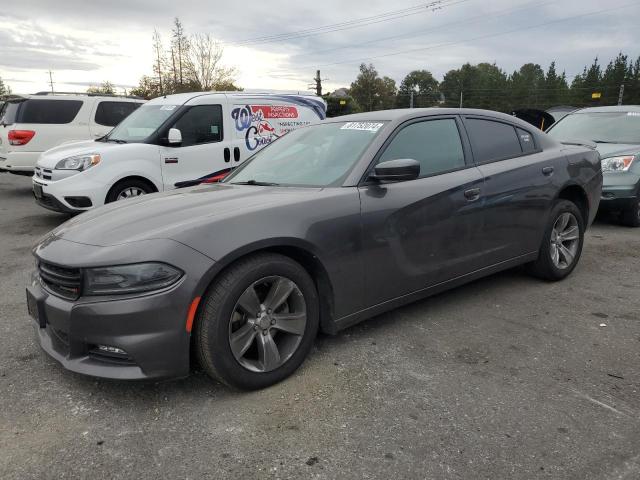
[
  {"xmin": 55, "ymin": 153, "xmax": 101, "ymax": 171},
  {"xmin": 601, "ymin": 155, "xmax": 635, "ymax": 172},
  {"xmin": 83, "ymin": 262, "xmax": 183, "ymax": 295}
]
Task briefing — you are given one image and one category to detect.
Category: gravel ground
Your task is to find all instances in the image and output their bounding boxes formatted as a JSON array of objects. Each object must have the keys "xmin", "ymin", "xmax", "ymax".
[{"xmin": 0, "ymin": 173, "xmax": 639, "ymax": 480}]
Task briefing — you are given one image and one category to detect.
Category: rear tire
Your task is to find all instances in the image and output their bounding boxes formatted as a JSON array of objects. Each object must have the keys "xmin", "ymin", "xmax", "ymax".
[
  {"xmin": 194, "ymin": 253, "xmax": 319, "ymax": 390},
  {"xmin": 527, "ymin": 199, "xmax": 584, "ymax": 281},
  {"xmin": 105, "ymin": 178, "xmax": 154, "ymax": 204},
  {"xmin": 620, "ymin": 194, "xmax": 640, "ymax": 227}
]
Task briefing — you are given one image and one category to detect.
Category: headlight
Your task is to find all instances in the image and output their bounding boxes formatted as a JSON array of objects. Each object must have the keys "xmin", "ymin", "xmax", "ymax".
[
  {"xmin": 601, "ymin": 155, "xmax": 635, "ymax": 172},
  {"xmin": 55, "ymin": 153, "xmax": 101, "ymax": 171},
  {"xmin": 83, "ymin": 262, "xmax": 183, "ymax": 295}
]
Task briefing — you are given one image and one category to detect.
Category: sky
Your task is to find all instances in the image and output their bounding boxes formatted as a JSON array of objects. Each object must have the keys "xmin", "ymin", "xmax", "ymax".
[{"xmin": 1, "ymin": 0, "xmax": 639, "ymax": 95}]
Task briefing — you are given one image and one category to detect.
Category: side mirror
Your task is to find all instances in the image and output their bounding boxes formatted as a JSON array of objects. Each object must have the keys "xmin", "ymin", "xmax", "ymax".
[
  {"xmin": 369, "ymin": 158, "xmax": 420, "ymax": 183},
  {"xmin": 167, "ymin": 128, "xmax": 182, "ymax": 145}
]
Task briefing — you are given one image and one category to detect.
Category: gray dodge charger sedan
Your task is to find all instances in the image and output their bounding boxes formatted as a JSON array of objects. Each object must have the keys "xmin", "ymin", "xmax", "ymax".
[{"xmin": 27, "ymin": 109, "xmax": 602, "ymax": 389}]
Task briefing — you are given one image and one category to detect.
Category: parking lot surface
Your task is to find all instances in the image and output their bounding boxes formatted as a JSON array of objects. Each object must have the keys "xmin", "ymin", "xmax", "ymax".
[{"xmin": 1, "ymin": 173, "xmax": 639, "ymax": 479}]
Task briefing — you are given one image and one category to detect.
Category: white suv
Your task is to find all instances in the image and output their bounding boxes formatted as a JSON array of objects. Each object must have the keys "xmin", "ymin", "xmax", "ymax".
[{"xmin": 0, "ymin": 93, "xmax": 144, "ymax": 175}]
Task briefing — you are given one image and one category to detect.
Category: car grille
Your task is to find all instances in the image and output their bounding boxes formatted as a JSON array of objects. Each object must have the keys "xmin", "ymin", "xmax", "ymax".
[
  {"xmin": 34, "ymin": 166, "xmax": 53, "ymax": 180},
  {"xmin": 37, "ymin": 261, "xmax": 81, "ymax": 300}
]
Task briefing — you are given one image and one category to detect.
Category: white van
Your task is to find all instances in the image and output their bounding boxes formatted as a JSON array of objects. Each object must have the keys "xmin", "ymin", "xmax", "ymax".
[
  {"xmin": 0, "ymin": 93, "xmax": 144, "ymax": 175},
  {"xmin": 32, "ymin": 91, "xmax": 327, "ymax": 213}
]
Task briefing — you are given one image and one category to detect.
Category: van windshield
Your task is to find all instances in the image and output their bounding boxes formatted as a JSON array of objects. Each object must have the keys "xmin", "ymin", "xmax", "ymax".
[
  {"xmin": 106, "ymin": 104, "xmax": 178, "ymax": 143},
  {"xmin": 547, "ymin": 111, "xmax": 640, "ymax": 144}
]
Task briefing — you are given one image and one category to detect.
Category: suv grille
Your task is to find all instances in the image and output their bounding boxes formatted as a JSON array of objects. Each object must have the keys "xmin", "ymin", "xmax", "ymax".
[
  {"xmin": 34, "ymin": 166, "xmax": 53, "ymax": 180},
  {"xmin": 38, "ymin": 261, "xmax": 81, "ymax": 300}
]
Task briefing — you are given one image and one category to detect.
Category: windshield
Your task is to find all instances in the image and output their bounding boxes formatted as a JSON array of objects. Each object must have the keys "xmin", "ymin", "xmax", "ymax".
[
  {"xmin": 225, "ymin": 121, "xmax": 386, "ymax": 187},
  {"xmin": 547, "ymin": 111, "xmax": 640, "ymax": 144},
  {"xmin": 107, "ymin": 104, "xmax": 178, "ymax": 142}
]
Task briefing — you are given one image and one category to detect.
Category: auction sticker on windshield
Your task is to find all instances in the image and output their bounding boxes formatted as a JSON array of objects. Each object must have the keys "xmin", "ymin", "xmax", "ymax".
[{"xmin": 341, "ymin": 122, "xmax": 384, "ymax": 132}]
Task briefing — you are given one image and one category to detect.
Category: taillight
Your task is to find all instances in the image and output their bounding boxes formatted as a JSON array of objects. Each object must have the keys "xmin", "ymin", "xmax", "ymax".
[{"xmin": 8, "ymin": 130, "xmax": 36, "ymax": 146}]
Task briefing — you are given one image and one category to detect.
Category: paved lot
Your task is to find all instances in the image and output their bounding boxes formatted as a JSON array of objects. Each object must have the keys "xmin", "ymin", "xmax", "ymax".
[{"xmin": 0, "ymin": 173, "xmax": 639, "ymax": 480}]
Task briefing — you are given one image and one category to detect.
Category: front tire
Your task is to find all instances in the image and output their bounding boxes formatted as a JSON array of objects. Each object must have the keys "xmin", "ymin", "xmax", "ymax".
[
  {"xmin": 527, "ymin": 199, "xmax": 585, "ymax": 281},
  {"xmin": 105, "ymin": 178, "xmax": 154, "ymax": 204},
  {"xmin": 620, "ymin": 193, "xmax": 640, "ymax": 227},
  {"xmin": 194, "ymin": 253, "xmax": 319, "ymax": 390}
]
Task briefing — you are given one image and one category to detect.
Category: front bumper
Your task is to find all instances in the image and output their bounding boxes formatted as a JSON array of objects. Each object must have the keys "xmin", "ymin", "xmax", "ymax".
[
  {"xmin": 27, "ymin": 237, "xmax": 215, "ymax": 380},
  {"xmin": 599, "ymin": 172, "xmax": 639, "ymax": 211},
  {"xmin": 32, "ymin": 174, "xmax": 103, "ymax": 214}
]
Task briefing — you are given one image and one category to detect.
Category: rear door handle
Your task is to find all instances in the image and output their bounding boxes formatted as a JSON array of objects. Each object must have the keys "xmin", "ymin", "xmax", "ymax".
[
  {"xmin": 224, "ymin": 147, "xmax": 231, "ymax": 163},
  {"xmin": 233, "ymin": 147, "xmax": 240, "ymax": 162},
  {"xmin": 464, "ymin": 188, "xmax": 481, "ymax": 201},
  {"xmin": 542, "ymin": 166, "xmax": 554, "ymax": 176}
]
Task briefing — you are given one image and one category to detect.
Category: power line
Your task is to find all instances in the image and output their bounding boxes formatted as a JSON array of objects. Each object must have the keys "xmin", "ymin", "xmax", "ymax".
[
  {"xmin": 293, "ymin": 0, "xmax": 554, "ymax": 59},
  {"xmin": 228, "ymin": 0, "xmax": 468, "ymax": 47},
  {"xmin": 300, "ymin": 1, "xmax": 640, "ymax": 69}
]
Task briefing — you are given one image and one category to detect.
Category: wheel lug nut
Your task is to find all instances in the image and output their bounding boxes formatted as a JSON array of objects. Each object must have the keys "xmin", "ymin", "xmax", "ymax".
[
  {"xmin": 254, "ymin": 325, "xmax": 258, "ymax": 331},
  {"xmin": 271, "ymin": 319, "xmax": 276, "ymax": 325},
  {"xmin": 262, "ymin": 330, "xmax": 268, "ymax": 336}
]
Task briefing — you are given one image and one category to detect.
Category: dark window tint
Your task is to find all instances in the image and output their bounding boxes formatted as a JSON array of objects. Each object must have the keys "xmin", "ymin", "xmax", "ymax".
[
  {"xmin": 15, "ymin": 100, "xmax": 83, "ymax": 124},
  {"xmin": 172, "ymin": 105, "xmax": 223, "ymax": 147},
  {"xmin": 94, "ymin": 102, "xmax": 141, "ymax": 127},
  {"xmin": 465, "ymin": 119, "xmax": 522, "ymax": 163},
  {"xmin": 516, "ymin": 127, "xmax": 536, "ymax": 153},
  {"xmin": 379, "ymin": 119, "xmax": 465, "ymax": 177}
]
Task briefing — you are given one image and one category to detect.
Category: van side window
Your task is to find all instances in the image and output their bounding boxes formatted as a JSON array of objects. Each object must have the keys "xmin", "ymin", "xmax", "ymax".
[
  {"xmin": 516, "ymin": 127, "xmax": 536, "ymax": 153},
  {"xmin": 95, "ymin": 102, "xmax": 141, "ymax": 127},
  {"xmin": 378, "ymin": 119, "xmax": 465, "ymax": 177},
  {"xmin": 465, "ymin": 118, "xmax": 523, "ymax": 163},
  {"xmin": 16, "ymin": 100, "xmax": 83, "ymax": 124},
  {"xmin": 172, "ymin": 105, "xmax": 223, "ymax": 147}
]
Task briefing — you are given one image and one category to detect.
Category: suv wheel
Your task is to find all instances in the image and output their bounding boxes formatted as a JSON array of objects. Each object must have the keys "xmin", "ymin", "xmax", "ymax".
[
  {"xmin": 527, "ymin": 199, "xmax": 585, "ymax": 281},
  {"xmin": 194, "ymin": 253, "xmax": 319, "ymax": 390},
  {"xmin": 106, "ymin": 179, "xmax": 154, "ymax": 204},
  {"xmin": 621, "ymin": 194, "xmax": 640, "ymax": 227}
]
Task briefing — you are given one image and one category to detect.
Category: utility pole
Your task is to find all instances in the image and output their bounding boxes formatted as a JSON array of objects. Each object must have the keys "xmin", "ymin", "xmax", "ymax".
[
  {"xmin": 618, "ymin": 84, "xmax": 625, "ymax": 106},
  {"xmin": 459, "ymin": 89, "xmax": 463, "ymax": 108},
  {"xmin": 314, "ymin": 70, "xmax": 322, "ymax": 96},
  {"xmin": 409, "ymin": 90, "xmax": 414, "ymax": 108},
  {"xmin": 47, "ymin": 70, "xmax": 54, "ymax": 93}
]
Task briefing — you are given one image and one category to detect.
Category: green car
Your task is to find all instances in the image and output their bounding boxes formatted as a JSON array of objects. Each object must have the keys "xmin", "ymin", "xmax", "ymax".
[{"xmin": 547, "ymin": 106, "xmax": 640, "ymax": 227}]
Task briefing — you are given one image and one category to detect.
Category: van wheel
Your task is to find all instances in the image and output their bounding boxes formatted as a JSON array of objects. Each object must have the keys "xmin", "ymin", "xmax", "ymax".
[
  {"xmin": 620, "ymin": 194, "xmax": 640, "ymax": 227},
  {"xmin": 527, "ymin": 200, "xmax": 584, "ymax": 281},
  {"xmin": 106, "ymin": 179, "xmax": 154, "ymax": 204},
  {"xmin": 194, "ymin": 253, "xmax": 319, "ymax": 390}
]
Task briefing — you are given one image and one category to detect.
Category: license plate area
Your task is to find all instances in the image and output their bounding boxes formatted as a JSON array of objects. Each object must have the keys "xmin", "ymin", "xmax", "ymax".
[
  {"xmin": 26, "ymin": 288, "xmax": 46, "ymax": 328},
  {"xmin": 33, "ymin": 184, "xmax": 43, "ymax": 199}
]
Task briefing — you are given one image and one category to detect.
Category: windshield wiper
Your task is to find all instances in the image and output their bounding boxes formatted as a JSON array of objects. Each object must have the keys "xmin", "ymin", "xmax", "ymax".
[
  {"xmin": 593, "ymin": 140, "xmax": 618, "ymax": 144},
  {"xmin": 105, "ymin": 138, "xmax": 127, "ymax": 144},
  {"xmin": 231, "ymin": 180, "xmax": 280, "ymax": 186}
]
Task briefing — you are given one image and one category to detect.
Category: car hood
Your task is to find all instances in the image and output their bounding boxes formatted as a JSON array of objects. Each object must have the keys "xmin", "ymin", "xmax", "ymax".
[
  {"xmin": 37, "ymin": 139, "xmax": 124, "ymax": 168},
  {"xmin": 595, "ymin": 143, "xmax": 640, "ymax": 158},
  {"xmin": 52, "ymin": 183, "xmax": 323, "ymax": 248}
]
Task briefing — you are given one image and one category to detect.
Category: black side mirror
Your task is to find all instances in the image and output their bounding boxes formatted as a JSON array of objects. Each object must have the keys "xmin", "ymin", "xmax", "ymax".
[{"xmin": 369, "ymin": 158, "xmax": 420, "ymax": 183}]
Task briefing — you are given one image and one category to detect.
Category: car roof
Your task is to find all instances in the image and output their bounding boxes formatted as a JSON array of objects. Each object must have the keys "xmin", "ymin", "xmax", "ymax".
[
  {"xmin": 573, "ymin": 105, "xmax": 640, "ymax": 113},
  {"xmin": 330, "ymin": 108, "xmax": 536, "ymax": 129},
  {"xmin": 7, "ymin": 94, "xmax": 143, "ymax": 102},
  {"xmin": 149, "ymin": 91, "xmax": 321, "ymax": 106}
]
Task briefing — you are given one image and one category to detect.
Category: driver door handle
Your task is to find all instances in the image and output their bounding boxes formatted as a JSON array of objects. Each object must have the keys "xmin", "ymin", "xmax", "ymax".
[
  {"xmin": 224, "ymin": 147, "xmax": 231, "ymax": 163},
  {"xmin": 464, "ymin": 188, "xmax": 481, "ymax": 201},
  {"xmin": 542, "ymin": 166, "xmax": 554, "ymax": 176}
]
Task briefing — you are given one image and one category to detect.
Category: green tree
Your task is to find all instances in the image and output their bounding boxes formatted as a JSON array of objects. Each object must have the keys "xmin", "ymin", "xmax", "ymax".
[
  {"xmin": 440, "ymin": 63, "xmax": 508, "ymax": 111},
  {"xmin": 0, "ymin": 77, "xmax": 11, "ymax": 96},
  {"xmin": 86, "ymin": 81, "xmax": 116, "ymax": 95},
  {"xmin": 396, "ymin": 70, "xmax": 439, "ymax": 108},
  {"xmin": 508, "ymin": 63, "xmax": 545, "ymax": 110},
  {"xmin": 543, "ymin": 62, "xmax": 569, "ymax": 107},
  {"xmin": 570, "ymin": 57, "xmax": 603, "ymax": 107},
  {"xmin": 601, "ymin": 53, "xmax": 630, "ymax": 105},
  {"xmin": 349, "ymin": 63, "xmax": 397, "ymax": 112},
  {"xmin": 323, "ymin": 92, "xmax": 360, "ymax": 117}
]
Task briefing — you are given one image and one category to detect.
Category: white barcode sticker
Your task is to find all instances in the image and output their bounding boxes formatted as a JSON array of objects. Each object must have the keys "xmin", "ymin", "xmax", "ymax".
[{"xmin": 341, "ymin": 122, "xmax": 384, "ymax": 132}]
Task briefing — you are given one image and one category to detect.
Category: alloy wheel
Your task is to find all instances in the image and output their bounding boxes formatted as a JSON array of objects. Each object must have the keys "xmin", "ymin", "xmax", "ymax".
[
  {"xmin": 117, "ymin": 187, "xmax": 146, "ymax": 200},
  {"xmin": 229, "ymin": 275, "xmax": 307, "ymax": 373},
  {"xmin": 550, "ymin": 212, "xmax": 580, "ymax": 269}
]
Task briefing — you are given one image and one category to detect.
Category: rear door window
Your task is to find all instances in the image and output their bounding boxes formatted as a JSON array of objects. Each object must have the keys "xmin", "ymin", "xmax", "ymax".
[
  {"xmin": 516, "ymin": 127, "xmax": 536, "ymax": 153},
  {"xmin": 465, "ymin": 118, "xmax": 523, "ymax": 163},
  {"xmin": 15, "ymin": 99, "xmax": 83, "ymax": 124},
  {"xmin": 378, "ymin": 118, "xmax": 466, "ymax": 177},
  {"xmin": 94, "ymin": 101, "xmax": 142, "ymax": 127}
]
